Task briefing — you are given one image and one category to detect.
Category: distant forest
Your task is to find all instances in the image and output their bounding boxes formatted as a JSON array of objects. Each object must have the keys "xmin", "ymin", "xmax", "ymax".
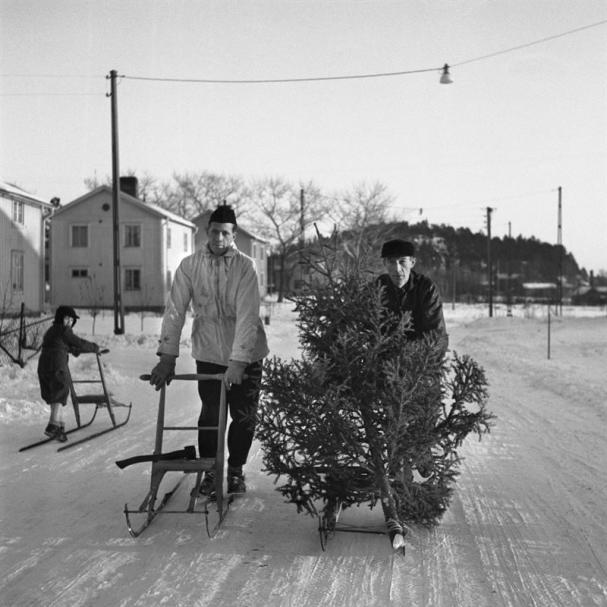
[{"xmin": 291, "ymin": 219, "xmax": 601, "ymax": 304}]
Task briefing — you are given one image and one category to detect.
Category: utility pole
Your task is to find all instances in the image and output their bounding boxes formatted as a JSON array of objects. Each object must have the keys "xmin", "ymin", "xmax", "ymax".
[
  {"xmin": 108, "ymin": 69, "xmax": 124, "ymax": 334},
  {"xmin": 486, "ymin": 206, "xmax": 494, "ymax": 317},
  {"xmin": 557, "ymin": 186, "xmax": 563, "ymax": 316},
  {"xmin": 451, "ymin": 258, "xmax": 456, "ymax": 311},
  {"xmin": 507, "ymin": 221, "xmax": 512, "ymax": 317},
  {"xmin": 299, "ymin": 188, "xmax": 305, "ymax": 285}
]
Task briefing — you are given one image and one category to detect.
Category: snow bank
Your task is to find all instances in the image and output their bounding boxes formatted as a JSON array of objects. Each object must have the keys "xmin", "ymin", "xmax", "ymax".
[{"xmin": 1, "ymin": 303, "xmax": 603, "ymax": 424}]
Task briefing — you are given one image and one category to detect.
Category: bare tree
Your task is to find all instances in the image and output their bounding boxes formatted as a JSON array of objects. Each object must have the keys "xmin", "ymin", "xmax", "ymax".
[
  {"xmin": 332, "ymin": 181, "xmax": 394, "ymax": 231},
  {"xmin": 158, "ymin": 172, "xmax": 247, "ymax": 219},
  {"xmin": 247, "ymin": 177, "xmax": 326, "ymax": 301},
  {"xmin": 79, "ymin": 275, "xmax": 105, "ymax": 336},
  {"xmin": 83, "ymin": 170, "xmax": 158, "ymax": 202}
]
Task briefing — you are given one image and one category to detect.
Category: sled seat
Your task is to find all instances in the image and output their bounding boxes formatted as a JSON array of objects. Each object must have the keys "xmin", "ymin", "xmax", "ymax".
[
  {"xmin": 71, "ymin": 393, "xmax": 109, "ymax": 404},
  {"xmin": 151, "ymin": 457, "xmax": 216, "ymax": 473}
]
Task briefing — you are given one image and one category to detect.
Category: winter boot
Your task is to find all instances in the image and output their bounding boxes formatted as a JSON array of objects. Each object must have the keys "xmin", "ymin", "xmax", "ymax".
[
  {"xmin": 44, "ymin": 423, "xmax": 68, "ymax": 443},
  {"xmin": 227, "ymin": 466, "xmax": 246, "ymax": 494},
  {"xmin": 198, "ymin": 471, "xmax": 216, "ymax": 498}
]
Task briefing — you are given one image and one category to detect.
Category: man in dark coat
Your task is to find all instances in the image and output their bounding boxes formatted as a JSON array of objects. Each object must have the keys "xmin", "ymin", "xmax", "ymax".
[
  {"xmin": 37, "ymin": 305, "xmax": 99, "ymax": 442},
  {"xmin": 377, "ymin": 239, "xmax": 448, "ymax": 354},
  {"xmin": 377, "ymin": 239, "xmax": 448, "ymax": 478}
]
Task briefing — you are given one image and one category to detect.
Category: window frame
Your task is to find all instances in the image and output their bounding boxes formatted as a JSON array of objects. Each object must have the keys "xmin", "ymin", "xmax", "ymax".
[
  {"xmin": 70, "ymin": 224, "xmax": 89, "ymax": 248},
  {"xmin": 12, "ymin": 200, "xmax": 24, "ymax": 224},
  {"xmin": 124, "ymin": 224, "xmax": 142, "ymax": 248},
  {"xmin": 124, "ymin": 267, "xmax": 142, "ymax": 291},
  {"xmin": 11, "ymin": 249, "xmax": 24, "ymax": 291}
]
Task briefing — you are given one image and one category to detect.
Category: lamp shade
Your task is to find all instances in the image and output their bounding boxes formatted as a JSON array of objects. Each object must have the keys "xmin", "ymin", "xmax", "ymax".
[{"xmin": 440, "ymin": 63, "xmax": 453, "ymax": 84}]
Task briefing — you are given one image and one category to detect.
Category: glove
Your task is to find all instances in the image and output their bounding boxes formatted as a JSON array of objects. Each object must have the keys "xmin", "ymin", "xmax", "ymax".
[
  {"xmin": 150, "ymin": 354, "xmax": 176, "ymax": 391},
  {"xmin": 223, "ymin": 360, "xmax": 247, "ymax": 389}
]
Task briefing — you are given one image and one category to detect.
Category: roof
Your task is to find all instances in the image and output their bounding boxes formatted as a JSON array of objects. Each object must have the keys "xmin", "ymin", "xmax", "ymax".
[
  {"xmin": 0, "ymin": 179, "xmax": 54, "ymax": 208},
  {"xmin": 53, "ymin": 186, "xmax": 196, "ymax": 229}
]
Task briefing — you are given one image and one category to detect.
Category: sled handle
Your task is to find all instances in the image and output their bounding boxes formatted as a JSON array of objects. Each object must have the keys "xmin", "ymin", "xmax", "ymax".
[{"xmin": 139, "ymin": 373, "xmax": 225, "ymax": 382}]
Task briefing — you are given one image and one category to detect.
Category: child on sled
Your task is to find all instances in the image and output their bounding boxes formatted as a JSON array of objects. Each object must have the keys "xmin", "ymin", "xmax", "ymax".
[{"xmin": 37, "ymin": 306, "xmax": 99, "ymax": 442}]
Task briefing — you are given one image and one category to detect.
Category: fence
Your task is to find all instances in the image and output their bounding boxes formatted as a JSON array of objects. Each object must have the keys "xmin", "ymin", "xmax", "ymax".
[{"xmin": 0, "ymin": 303, "xmax": 53, "ymax": 367}]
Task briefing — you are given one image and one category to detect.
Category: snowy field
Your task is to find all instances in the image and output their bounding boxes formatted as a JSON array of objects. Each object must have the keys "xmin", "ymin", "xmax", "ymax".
[{"xmin": 1, "ymin": 303, "xmax": 606, "ymax": 606}]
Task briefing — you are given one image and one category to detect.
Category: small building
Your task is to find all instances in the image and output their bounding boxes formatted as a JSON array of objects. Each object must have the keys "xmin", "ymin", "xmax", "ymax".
[
  {"xmin": 0, "ymin": 180, "xmax": 55, "ymax": 314},
  {"xmin": 571, "ymin": 285, "xmax": 607, "ymax": 306},
  {"xmin": 192, "ymin": 211, "xmax": 268, "ymax": 298},
  {"xmin": 522, "ymin": 282, "xmax": 557, "ymax": 303},
  {"xmin": 50, "ymin": 180, "xmax": 195, "ymax": 311}
]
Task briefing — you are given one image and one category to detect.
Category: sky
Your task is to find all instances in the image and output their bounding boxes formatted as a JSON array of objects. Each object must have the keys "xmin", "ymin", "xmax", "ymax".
[{"xmin": 1, "ymin": 0, "xmax": 606, "ymax": 272}]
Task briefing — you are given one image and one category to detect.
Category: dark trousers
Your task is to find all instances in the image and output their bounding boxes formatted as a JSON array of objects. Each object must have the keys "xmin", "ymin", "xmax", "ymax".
[{"xmin": 196, "ymin": 360, "xmax": 263, "ymax": 469}]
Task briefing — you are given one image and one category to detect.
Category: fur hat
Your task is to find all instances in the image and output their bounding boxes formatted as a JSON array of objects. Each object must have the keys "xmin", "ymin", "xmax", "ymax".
[
  {"xmin": 208, "ymin": 203, "xmax": 237, "ymax": 227},
  {"xmin": 381, "ymin": 239, "xmax": 416, "ymax": 258},
  {"xmin": 54, "ymin": 305, "xmax": 80, "ymax": 325}
]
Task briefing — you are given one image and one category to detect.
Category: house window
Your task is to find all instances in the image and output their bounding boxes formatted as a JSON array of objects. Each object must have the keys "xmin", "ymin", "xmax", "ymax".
[
  {"xmin": 124, "ymin": 224, "xmax": 141, "ymax": 247},
  {"xmin": 71, "ymin": 268, "xmax": 89, "ymax": 278},
  {"xmin": 12, "ymin": 200, "xmax": 24, "ymax": 224},
  {"xmin": 184, "ymin": 232, "xmax": 188, "ymax": 252},
  {"xmin": 11, "ymin": 250, "xmax": 24, "ymax": 291},
  {"xmin": 167, "ymin": 227, "xmax": 172, "ymax": 249},
  {"xmin": 71, "ymin": 225, "xmax": 88, "ymax": 247},
  {"xmin": 252, "ymin": 242, "xmax": 257, "ymax": 258},
  {"xmin": 125, "ymin": 268, "xmax": 141, "ymax": 291}
]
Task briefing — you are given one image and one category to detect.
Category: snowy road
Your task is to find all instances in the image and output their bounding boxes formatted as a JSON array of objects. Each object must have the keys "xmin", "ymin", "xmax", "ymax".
[{"xmin": 1, "ymin": 309, "xmax": 606, "ymax": 606}]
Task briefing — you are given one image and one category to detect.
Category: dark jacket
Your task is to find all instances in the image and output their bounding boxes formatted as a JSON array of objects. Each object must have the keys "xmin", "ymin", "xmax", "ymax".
[
  {"xmin": 377, "ymin": 271, "xmax": 448, "ymax": 353},
  {"xmin": 37, "ymin": 323, "xmax": 98, "ymax": 405}
]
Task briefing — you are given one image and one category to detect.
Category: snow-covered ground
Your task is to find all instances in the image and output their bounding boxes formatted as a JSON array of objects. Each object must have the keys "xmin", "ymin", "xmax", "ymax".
[{"xmin": 1, "ymin": 303, "xmax": 606, "ymax": 606}]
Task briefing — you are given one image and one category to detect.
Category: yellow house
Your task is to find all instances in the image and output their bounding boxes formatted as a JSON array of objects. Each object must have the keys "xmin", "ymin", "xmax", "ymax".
[
  {"xmin": 0, "ymin": 180, "xmax": 54, "ymax": 314},
  {"xmin": 50, "ymin": 183, "xmax": 195, "ymax": 311}
]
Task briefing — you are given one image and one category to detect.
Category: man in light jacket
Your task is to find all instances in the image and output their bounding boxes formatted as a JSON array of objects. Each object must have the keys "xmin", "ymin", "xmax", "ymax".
[{"xmin": 150, "ymin": 203, "xmax": 269, "ymax": 496}]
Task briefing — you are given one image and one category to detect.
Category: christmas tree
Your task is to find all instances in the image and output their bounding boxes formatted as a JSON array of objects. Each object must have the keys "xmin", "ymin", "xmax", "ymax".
[{"xmin": 256, "ymin": 236, "xmax": 494, "ymax": 548}]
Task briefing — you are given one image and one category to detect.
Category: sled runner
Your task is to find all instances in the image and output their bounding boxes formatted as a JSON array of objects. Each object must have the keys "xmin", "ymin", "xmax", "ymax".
[
  {"xmin": 316, "ymin": 468, "xmax": 407, "ymax": 555},
  {"xmin": 19, "ymin": 349, "xmax": 132, "ymax": 453},
  {"xmin": 122, "ymin": 374, "xmax": 235, "ymax": 538},
  {"xmin": 318, "ymin": 500, "xmax": 407, "ymax": 555}
]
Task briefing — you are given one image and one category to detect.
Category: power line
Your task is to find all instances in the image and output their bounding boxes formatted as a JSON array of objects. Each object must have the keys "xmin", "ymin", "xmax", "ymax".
[
  {"xmin": 120, "ymin": 18, "xmax": 607, "ymax": 84},
  {"xmin": 2, "ymin": 19, "xmax": 605, "ymax": 89},
  {"xmin": 121, "ymin": 66, "xmax": 440, "ymax": 85},
  {"xmin": 0, "ymin": 92, "xmax": 100, "ymax": 97},
  {"xmin": 453, "ymin": 19, "xmax": 607, "ymax": 67}
]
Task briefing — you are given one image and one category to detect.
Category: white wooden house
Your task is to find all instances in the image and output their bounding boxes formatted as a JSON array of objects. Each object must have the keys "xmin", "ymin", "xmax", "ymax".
[
  {"xmin": 50, "ymin": 183, "xmax": 196, "ymax": 311},
  {"xmin": 192, "ymin": 211, "xmax": 269, "ymax": 298},
  {"xmin": 0, "ymin": 180, "xmax": 54, "ymax": 314}
]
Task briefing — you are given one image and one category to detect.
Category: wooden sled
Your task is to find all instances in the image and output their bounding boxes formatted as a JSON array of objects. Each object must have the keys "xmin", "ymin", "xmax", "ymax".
[
  {"xmin": 19, "ymin": 349, "xmax": 132, "ymax": 453},
  {"xmin": 122, "ymin": 374, "xmax": 234, "ymax": 538}
]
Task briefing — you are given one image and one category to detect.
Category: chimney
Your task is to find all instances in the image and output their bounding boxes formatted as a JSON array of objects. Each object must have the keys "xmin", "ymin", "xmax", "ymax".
[{"xmin": 119, "ymin": 176, "xmax": 138, "ymax": 199}]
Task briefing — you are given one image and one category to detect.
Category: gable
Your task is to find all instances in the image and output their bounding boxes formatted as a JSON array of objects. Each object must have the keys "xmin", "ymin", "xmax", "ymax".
[{"xmin": 53, "ymin": 186, "xmax": 195, "ymax": 229}]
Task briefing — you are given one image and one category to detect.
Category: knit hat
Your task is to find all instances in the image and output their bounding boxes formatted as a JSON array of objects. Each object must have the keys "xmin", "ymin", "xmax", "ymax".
[
  {"xmin": 54, "ymin": 305, "xmax": 80, "ymax": 325},
  {"xmin": 208, "ymin": 203, "xmax": 237, "ymax": 227},
  {"xmin": 381, "ymin": 239, "xmax": 416, "ymax": 258}
]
